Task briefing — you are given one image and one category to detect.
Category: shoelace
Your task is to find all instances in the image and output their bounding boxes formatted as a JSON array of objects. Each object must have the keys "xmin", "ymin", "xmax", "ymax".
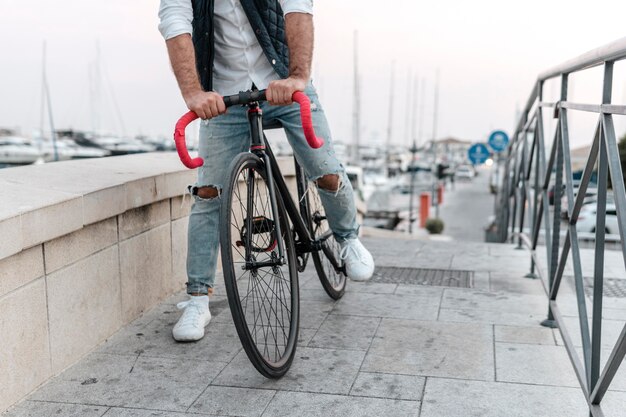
[
  {"xmin": 340, "ymin": 241, "xmax": 366, "ymax": 264},
  {"xmin": 176, "ymin": 300, "xmax": 205, "ymax": 327}
]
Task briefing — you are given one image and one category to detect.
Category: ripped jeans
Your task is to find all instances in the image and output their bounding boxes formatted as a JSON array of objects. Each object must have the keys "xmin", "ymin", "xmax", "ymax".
[{"xmin": 186, "ymin": 84, "xmax": 360, "ymax": 295}]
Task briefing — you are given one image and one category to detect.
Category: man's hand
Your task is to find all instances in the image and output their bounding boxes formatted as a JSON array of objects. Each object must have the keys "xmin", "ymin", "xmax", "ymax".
[
  {"xmin": 266, "ymin": 76, "xmax": 307, "ymax": 106},
  {"xmin": 184, "ymin": 90, "xmax": 226, "ymax": 120}
]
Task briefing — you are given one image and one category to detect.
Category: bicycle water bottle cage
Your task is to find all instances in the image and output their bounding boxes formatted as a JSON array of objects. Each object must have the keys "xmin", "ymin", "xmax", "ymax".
[{"xmin": 236, "ymin": 216, "xmax": 278, "ymax": 253}]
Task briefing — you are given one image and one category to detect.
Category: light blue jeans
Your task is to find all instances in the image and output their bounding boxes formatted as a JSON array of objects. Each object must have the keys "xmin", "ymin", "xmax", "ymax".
[{"xmin": 186, "ymin": 84, "xmax": 359, "ymax": 295}]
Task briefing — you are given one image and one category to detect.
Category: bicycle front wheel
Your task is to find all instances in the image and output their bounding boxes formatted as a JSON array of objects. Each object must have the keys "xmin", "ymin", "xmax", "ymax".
[
  {"xmin": 305, "ymin": 181, "xmax": 347, "ymax": 300},
  {"xmin": 220, "ymin": 153, "xmax": 299, "ymax": 378}
]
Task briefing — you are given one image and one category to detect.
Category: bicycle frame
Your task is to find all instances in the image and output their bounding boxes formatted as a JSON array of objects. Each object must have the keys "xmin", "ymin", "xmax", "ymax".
[{"xmin": 244, "ymin": 101, "xmax": 341, "ymax": 273}]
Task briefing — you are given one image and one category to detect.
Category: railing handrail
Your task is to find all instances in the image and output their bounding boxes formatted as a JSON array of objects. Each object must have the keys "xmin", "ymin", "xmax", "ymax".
[
  {"xmin": 538, "ymin": 36, "xmax": 626, "ymax": 81},
  {"xmin": 496, "ymin": 36, "xmax": 626, "ymax": 417}
]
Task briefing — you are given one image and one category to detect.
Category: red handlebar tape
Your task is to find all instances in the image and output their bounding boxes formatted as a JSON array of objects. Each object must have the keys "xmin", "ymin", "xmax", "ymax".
[
  {"xmin": 174, "ymin": 111, "xmax": 203, "ymax": 169},
  {"xmin": 173, "ymin": 91, "xmax": 325, "ymax": 170},
  {"xmin": 292, "ymin": 91, "xmax": 325, "ymax": 150}
]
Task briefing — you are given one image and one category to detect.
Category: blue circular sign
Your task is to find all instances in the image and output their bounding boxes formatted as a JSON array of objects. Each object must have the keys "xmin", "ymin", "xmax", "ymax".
[
  {"xmin": 468, "ymin": 143, "xmax": 491, "ymax": 165},
  {"xmin": 488, "ymin": 130, "xmax": 509, "ymax": 153}
]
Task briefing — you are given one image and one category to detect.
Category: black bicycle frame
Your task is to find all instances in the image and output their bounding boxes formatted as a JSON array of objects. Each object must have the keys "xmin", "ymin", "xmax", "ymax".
[{"xmin": 243, "ymin": 101, "xmax": 339, "ymax": 271}]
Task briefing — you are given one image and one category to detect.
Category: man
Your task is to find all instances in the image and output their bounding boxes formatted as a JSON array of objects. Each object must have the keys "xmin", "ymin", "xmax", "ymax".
[{"xmin": 159, "ymin": 0, "xmax": 375, "ymax": 342}]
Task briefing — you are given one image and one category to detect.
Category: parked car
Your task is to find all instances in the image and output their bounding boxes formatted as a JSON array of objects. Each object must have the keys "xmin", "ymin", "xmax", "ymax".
[
  {"xmin": 561, "ymin": 185, "xmax": 597, "ymax": 219},
  {"xmin": 456, "ymin": 165, "xmax": 475, "ymax": 180},
  {"xmin": 575, "ymin": 203, "xmax": 619, "ymax": 234}
]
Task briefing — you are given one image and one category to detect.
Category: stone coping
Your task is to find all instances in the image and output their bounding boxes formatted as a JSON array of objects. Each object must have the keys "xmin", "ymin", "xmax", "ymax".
[{"xmin": 0, "ymin": 152, "xmax": 296, "ymax": 260}]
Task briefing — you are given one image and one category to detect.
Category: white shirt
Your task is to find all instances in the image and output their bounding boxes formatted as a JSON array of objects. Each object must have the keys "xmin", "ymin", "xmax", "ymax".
[{"xmin": 158, "ymin": 0, "xmax": 313, "ymax": 95}]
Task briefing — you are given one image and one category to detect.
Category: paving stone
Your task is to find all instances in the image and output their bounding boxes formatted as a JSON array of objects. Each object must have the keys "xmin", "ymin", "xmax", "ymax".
[
  {"xmin": 495, "ymin": 325, "xmax": 556, "ymax": 345},
  {"xmin": 31, "ymin": 354, "xmax": 226, "ymax": 412},
  {"xmin": 190, "ymin": 386, "xmax": 275, "ymax": 416},
  {"xmin": 361, "ymin": 319, "xmax": 494, "ymax": 381},
  {"xmin": 1, "ymin": 401, "xmax": 107, "ymax": 417},
  {"xmin": 99, "ymin": 318, "xmax": 242, "ymax": 364},
  {"xmin": 299, "ymin": 299, "xmax": 335, "ymax": 329},
  {"xmin": 496, "ymin": 343, "xmax": 579, "ymax": 387},
  {"xmin": 438, "ymin": 307, "xmax": 545, "ymax": 326},
  {"xmin": 441, "ymin": 288, "xmax": 547, "ymax": 314},
  {"xmin": 489, "ymin": 272, "xmax": 547, "ymax": 295},
  {"xmin": 104, "ymin": 408, "xmax": 221, "ymax": 417},
  {"xmin": 332, "ymin": 292, "xmax": 440, "ymax": 321},
  {"xmin": 262, "ymin": 391, "xmax": 419, "ymax": 417},
  {"xmin": 393, "ymin": 285, "xmax": 443, "ymax": 298},
  {"xmin": 212, "ymin": 347, "xmax": 364, "ymax": 395},
  {"xmin": 420, "ymin": 378, "xmax": 586, "ymax": 417},
  {"xmin": 308, "ymin": 315, "xmax": 380, "ymax": 350},
  {"xmin": 349, "ymin": 372, "xmax": 425, "ymax": 401},
  {"xmin": 348, "ymin": 282, "xmax": 398, "ymax": 294}
]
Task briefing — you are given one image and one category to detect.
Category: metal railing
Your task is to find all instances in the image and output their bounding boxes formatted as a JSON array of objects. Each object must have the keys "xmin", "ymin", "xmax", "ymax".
[{"xmin": 495, "ymin": 37, "xmax": 626, "ymax": 416}]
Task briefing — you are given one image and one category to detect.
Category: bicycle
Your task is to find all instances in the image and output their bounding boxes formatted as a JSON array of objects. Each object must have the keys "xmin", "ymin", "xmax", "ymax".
[{"xmin": 173, "ymin": 90, "xmax": 347, "ymax": 378}]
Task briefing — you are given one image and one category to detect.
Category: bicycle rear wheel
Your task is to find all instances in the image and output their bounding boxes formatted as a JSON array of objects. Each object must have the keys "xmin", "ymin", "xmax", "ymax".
[
  {"xmin": 304, "ymin": 181, "xmax": 347, "ymax": 300},
  {"xmin": 220, "ymin": 153, "xmax": 299, "ymax": 378}
]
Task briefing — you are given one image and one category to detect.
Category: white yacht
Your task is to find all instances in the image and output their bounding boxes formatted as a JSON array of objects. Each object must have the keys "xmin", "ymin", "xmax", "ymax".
[{"xmin": 0, "ymin": 136, "xmax": 41, "ymax": 165}]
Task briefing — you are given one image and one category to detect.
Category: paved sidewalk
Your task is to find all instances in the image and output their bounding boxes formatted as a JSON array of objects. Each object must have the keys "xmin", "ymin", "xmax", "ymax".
[{"xmin": 4, "ymin": 237, "xmax": 626, "ymax": 417}]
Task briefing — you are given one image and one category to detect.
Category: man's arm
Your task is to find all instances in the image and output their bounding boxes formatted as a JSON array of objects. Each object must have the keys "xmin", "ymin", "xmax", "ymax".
[
  {"xmin": 266, "ymin": 12, "xmax": 314, "ymax": 105},
  {"xmin": 166, "ymin": 34, "xmax": 226, "ymax": 119}
]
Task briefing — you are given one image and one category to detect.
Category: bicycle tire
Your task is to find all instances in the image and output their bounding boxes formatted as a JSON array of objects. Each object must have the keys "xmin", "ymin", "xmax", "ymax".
[
  {"xmin": 220, "ymin": 152, "xmax": 299, "ymax": 378},
  {"xmin": 304, "ymin": 181, "xmax": 347, "ymax": 300}
]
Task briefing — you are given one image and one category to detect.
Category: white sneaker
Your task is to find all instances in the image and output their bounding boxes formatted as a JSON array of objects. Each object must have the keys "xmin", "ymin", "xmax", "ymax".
[
  {"xmin": 340, "ymin": 238, "xmax": 375, "ymax": 282},
  {"xmin": 172, "ymin": 295, "xmax": 211, "ymax": 342}
]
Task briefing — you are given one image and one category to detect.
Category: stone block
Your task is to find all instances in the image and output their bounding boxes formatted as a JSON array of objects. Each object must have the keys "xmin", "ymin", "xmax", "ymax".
[
  {"xmin": 213, "ymin": 347, "xmax": 365, "ymax": 395},
  {"xmin": 118, "ymin": 200, "xmax": 170, "ymax": 241},
  {"xmin": 46, "ymin": 246, "xmax": 122, "ymax": 373},
  {"xmin": 0, "ymin": 215, "xmax": 22, "ymax": 259},
  {"xmin": 438, "ymin": 307, "xmax": 545, "ymax": 326},
  {"xmin": 119, "ymin": 224, "xmax": 172, "ymax": 322},
  {"xmin": 170, "ymin": 195, "xmax": 192, "ymax": 220},
  {"xmin": 0, "ymin": 279, "xmax": 51, "ymax": 413},
  {"xmin": 190, "ymin": 386, "xmax": 276, "ymax": 417},
  {"xmin": 83, "ymin": 185, "xmax": 127, "ymax": 226},
  {"xmin": 496, "ymin": 343, "xmax": 578, "ymax": 387},
  {"xmin": 349, "ymin": 372, "xmax": 426, "ymax": 401},
  {"xmin": 0, "ymin": 246, "xmax": 44, "ymax": 298},
  {"xmin": 361, "ymin": 319, "xmax": 494, "ymax": 381},
  {"xmin": 156, "ymin": 170, "xmax": 195, "ymax": 200},
  {"xmin": 170, "ymin": 217, "xmax": 188, "ymax": 292},
  {"xmin": 21, "ymin": 197, "xmax": 84, "ymax": 249},
  {"xmin": 420, "ymin": 378, "xmax": 586, "ymax": 417},
  {"xmin": 263, "ymin": 391, "xmax": 420, "ymax": 417},
  {"xmin": 3, "ymin": 402, "xmax": 106, "ymax": 417},
  {"xmin": 308, "ymin": 314, "xmax": 380, "ymax": 350},
  {"xmin": 31, "ymin": 353, "xmax": 226, "ymax": 412},
  {"xmin": 125, "ymin": 177, "xmax": 159, "ymax": 210},
  {"xmin": 495, "ymin": 325, "xmax": 556, "ymax": 345},
  {"xmin": 44, "ymin": 218, "xmax": 117, "ymax": 273},
  {"xmin": 103, "ymin": 409, "xmax": 209, "ymax": 417},
  {"xmin": 100, "ymin": 316, "xmax": 241, "ymax": 364},
  {"xmin": 332, "ymin": 292, "xmax": 440, "ymax": 321}
]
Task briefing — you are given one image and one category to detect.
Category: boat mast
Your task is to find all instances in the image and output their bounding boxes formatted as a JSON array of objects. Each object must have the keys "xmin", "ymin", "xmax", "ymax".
[
  {"xmin": 42, "ymin": 42, "xmax": 59, "ymax": 162},
  {"xmin": 385, "ymin": 61, "xmax": 395, "ymax": 176},
  {"xmin": 352, "ymin": 30, "xmax": 361, "ymax": 165}
]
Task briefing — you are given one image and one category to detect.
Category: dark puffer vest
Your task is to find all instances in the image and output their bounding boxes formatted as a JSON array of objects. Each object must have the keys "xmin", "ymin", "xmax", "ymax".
[{"xmin": 191, "ymin": 0, "xmax": 290, "ymax": 91}]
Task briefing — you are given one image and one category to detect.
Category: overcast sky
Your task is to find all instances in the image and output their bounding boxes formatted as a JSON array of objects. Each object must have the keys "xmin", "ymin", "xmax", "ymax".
[{"xmin": 1, "ymin": 0, "xmax": 626, "ymax": 148}]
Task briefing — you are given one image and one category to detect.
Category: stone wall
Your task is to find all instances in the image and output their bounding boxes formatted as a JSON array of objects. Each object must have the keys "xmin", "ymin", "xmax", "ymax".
[{"xmin": 0, "ymin": 152, "xmax": 365, "ymax": 412}]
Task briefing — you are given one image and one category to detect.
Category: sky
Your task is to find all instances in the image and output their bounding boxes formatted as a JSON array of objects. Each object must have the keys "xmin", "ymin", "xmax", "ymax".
[{"xmin": 1, "ymin": 0, "xmax": 626, "ymax": 149}]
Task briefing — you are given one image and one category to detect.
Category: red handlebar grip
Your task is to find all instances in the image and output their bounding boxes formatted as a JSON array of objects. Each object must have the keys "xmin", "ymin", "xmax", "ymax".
[
  {"xmin": 174, "ymin": 111, "xmax": 204, "ymax": 169},
  {"xmin": 292, "ymin": 92, "xmax": 324, "ymax": 149}
]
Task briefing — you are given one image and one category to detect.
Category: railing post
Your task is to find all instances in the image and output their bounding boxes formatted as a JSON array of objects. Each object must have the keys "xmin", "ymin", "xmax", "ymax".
[{"xmin": 541, "ymin": 74, "xmax": 568, "ymax": 329}]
